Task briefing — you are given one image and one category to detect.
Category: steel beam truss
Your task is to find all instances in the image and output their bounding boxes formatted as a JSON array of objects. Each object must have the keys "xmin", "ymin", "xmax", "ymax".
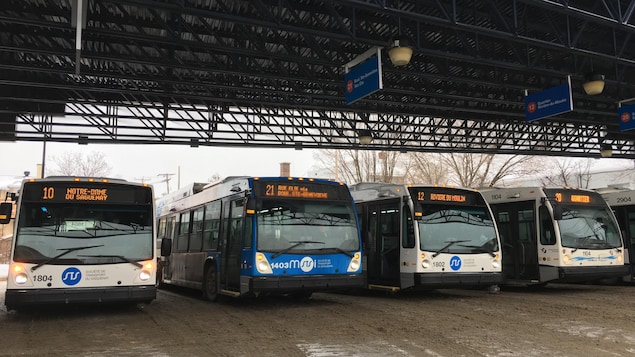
[{"xmin": 0, "ymin": 0, "xmax": 634, "ymax": 158}]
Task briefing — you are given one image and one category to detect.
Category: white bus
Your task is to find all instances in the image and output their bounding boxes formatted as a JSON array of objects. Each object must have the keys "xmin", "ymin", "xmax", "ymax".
[
  {"xmin": 482, "ymin": 187, "xmax": 628, "ymax": 285},
  {"xmin": 0, "ymin": 177, "xmax": 157, "ymax": 310},
  {"xmin": 600, "ymin": 189, "xmax": 635, "ymax": 282},
  {"xmin": 349, "ymin": 183, "xmax": 502, "ymax": 292}
]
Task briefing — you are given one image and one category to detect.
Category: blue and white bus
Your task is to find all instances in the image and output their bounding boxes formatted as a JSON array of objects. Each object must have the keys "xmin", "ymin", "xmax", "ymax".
[
  {"xmin": 155, "ymin": 176, "xmax": 363, "ymax": 300},
  {"xmin": 0, "ymin": 177, "xmax": 157, "ymax": 310},
  {"xmin": 483, "ymin": 187, "xmax": 628, "ymax": 285},
  {"xmin": 349, "ymin": 183, "xmax": 502, "ymax": 292}
]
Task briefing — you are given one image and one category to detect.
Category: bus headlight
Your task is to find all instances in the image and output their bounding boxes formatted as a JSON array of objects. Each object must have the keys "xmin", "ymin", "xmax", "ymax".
[
  {"xmin": 139, "ymin": 270, "xmax": 151, "ymax": 281},
  {"xmin": 256, "ymin": 253, "xmax": 273, "ymax": 274},
  {"xmin": 15, "ymin": 273, "xmax": 28, "ymax": 285},
  {"xmin": 421, "ymin": 259, "xmax": 431, "ymax": 269},
  {"xmin": 562, "ymin": 255, "xmax": 571, "ymax": 265},
  {"xmin": 347, "ymin": 252, "xmax": 361, "ymax": 272},
  {"xmin": 618, "ymin": 254, "xmax": 623, "ymax": 263},
  {"xmin": 492, "ymin": 260, "xmax": 500, "ymax": 269},
  {"xmin": 138, "ymin": 261, "xmax": 154, "ymax": 281}
]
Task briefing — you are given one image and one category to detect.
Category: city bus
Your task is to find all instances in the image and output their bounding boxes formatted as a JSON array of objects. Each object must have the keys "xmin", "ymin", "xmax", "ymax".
[
  {"xmin": 155, "ymin": 176, "xmax": 363, "ymax": 300},
  {"xmin": 349, "ymin": 183, "xmax": 502, "ymax": 292},
  {"xmin": 482, "ymin": 187, "xmax": 628, "ymax": 285},
  {"xmin": 0, "ymin": 177, "xmax": 157, "ymax": 310},
  {"xmin": 600, "ymin": 189, "xmax": 635, "ymax": 282}
]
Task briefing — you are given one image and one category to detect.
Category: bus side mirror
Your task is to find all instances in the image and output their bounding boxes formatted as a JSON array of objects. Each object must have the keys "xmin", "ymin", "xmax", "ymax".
[
  {"xmin": 160, "ymin": 238, "xmax": 172, "ymax": 257},
  {"xmin": 0, "ymin": 202, "xmax": 12, "ymax": 224},
  {"xmin": 246, "ymin": 198, "xmax": 256, "ymax": 215},
  {"xmin": 413, "ymin": 203, "xmax": 423, "ymax": 220}
]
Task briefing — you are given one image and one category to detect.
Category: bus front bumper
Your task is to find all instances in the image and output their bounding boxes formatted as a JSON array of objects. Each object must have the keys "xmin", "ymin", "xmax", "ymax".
[
  {"xmin": 415, "ymin": 272, "xmax": 503, "ymax": 288},
  {"xmin": 5, "ymin": 286, "xmax": 156, "ymax": 310},
  {"xmin": 555, "ymin": 265, "xmax": 631, "ymax": 283},
  {"xmin": 245, "ymin": 274, "xmax": 364, "ymax": 293}
]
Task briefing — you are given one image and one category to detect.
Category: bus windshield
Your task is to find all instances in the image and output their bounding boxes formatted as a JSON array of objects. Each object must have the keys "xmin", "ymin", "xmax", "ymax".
[
  {"xmin": 13, "ymin": 202, "xmax": 154, "ymax": 265},
  {"xmin": 557, "ymin": 205, "xmax": 622, "ymax": 250},
  {"xmin": 256, "ymin": 199, "xmax": 359, "ymax": 253},
  {"xmin": 418, "ymin": 205, "xmax": 498, "ymax": 253}
]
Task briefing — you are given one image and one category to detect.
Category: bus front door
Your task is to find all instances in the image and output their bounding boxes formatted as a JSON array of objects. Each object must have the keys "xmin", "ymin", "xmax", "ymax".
[
  {"xmin": 222, "ymin": 198, "xmax": 244, "ymax": 292},
  {"xmin": 366, "ymin": 200, "xmax": 401, "ymax": 287},
  {"xmin": 492, "ymin": 202, "xmax": 539, "ymax": 282}
]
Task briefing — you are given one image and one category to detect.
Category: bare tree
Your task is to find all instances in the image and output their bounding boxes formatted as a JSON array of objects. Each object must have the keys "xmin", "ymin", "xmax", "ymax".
[
  {"xmin": 443, "ymin": 153, "xmax": 541, "ymax": 188},
  {"xmin": 314, "ymin": 149, "xmax": 539, "ymax": 187},
  {"xmin": 541, "ymin": 158, "xmax": 593, "ymax": 188},
  {"xmin": 48, "ymin": 150, "xmax": 112, "ymax": 177},
  {"xmin": 403, "ymin": 152, "xmax": 448, "ymax": 184},
  {"xmin": 404, "ymin": 152, "xmax": 539, "ymax": 188},
  {"xmin": 313, "ymin": 149, "xmax": 405, "ymax": 184}
]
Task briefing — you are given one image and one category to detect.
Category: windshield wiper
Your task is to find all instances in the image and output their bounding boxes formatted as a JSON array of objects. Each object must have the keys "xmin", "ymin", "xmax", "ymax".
[
  {"xmin": 272, "ymin": 240, "xmax": 325, "ymax": 259},
  {"xmin": 432, "ymin": 240, "xmax": 469, "ymax": 257},
  {"xmin": 458, "ymin": 244, "xmax": 497, "ymax": 257},
  {"xmin": 78, "ymin": 254, "xmax": 143, "ymax": 267},
  {"xmin": 31, "ymin": 244, "xmax": 104, "ymax": 271},
  {"xmin": 318, "ymin": 247, "xmax": 354, "ymax": 258}
]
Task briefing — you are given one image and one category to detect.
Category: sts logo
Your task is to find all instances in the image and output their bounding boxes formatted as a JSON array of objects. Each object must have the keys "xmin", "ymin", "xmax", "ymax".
[
  {"xmin": 61, "ymin": 267, "xmax": 82, "ymax": 286},
  {"xmin": 449, "ymin": 256, "xmax": 462, "ymax": 271}
]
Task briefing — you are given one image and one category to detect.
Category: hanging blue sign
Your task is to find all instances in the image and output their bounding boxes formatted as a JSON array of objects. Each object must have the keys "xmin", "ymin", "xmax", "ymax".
[
  {"xmin": 345, "ymin": 55, "xmax": 383, "ymax": 105},
  {"xmin": 618, "ymin": 104, "xmax": 635, "ymax": 131},
  {"xmin": 524, "ymin": 82, "xmax": 573, "ymax": 122}
]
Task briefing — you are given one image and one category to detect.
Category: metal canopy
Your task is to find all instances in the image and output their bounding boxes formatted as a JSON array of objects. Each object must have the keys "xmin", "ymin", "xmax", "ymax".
[{"xmin": 1, "ymin": 0, "xmax": 635, "ymax": 158}]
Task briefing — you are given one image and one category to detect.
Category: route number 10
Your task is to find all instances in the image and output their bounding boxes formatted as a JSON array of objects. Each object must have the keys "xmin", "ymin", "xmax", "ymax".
[{"xmin": 42, "ymin": 187, "xmax": 55, "ymax": 200}]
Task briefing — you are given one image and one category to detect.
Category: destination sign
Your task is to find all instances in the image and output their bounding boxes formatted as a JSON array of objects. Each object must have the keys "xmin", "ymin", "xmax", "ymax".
[
  {"xmin": 545, "ymin": 189, "xmax": 603, "ymax": 205},
  {"xmin": 408, "ymin": 187, "xmax": 479, "ymax": 206},
  {"xmin": 22, "ymin": 182, "xmax": 152, "ymax": 204},
  {"xmin": 266, "ymin": 184, "xmax": 328, "ymax": 199},
  {"xmin": 253, "ymin": 180, "xmax": 351, "ymax": 201}
]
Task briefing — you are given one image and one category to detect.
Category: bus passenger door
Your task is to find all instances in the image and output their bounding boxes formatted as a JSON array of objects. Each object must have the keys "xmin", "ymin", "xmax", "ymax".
[
  {"xmin": 616, "ymin": 206, "xmax": 635, "ymax": 280},
  {"xmin": 222, "ymin": 198, "xmax": 244, "ymax": 291},
  {"xmin": 162, "ymin": 216, "xmax": 177, "ymax": 280},
  {"xmin": 366, "ymin": 200, "xmax": 401, "ymax": 286},
  {"xmin": 491, "ymin": 202, "xmax": 538, "ymax": 281}
]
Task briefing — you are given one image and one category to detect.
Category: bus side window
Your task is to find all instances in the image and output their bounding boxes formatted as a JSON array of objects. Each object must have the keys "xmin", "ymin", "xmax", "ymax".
[
  {"xmin": 176, "ymin": 211, "xmax": 191, "ymax": 252},
  {"xmin": 539, "ymin": 205, "xmax": 556, "ymax": 245},
  {"xmin": 203, "ymin": 201, "xmax": 221, "ymax": 251},
  {"xmin": 189, "ymin": 207, "xmax": 204, "ymax": 252}
]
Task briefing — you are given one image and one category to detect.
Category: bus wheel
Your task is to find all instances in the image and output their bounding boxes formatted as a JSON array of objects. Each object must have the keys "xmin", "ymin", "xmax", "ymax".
[{"xmin": 203, "ymin": 264, "xmax": 219, "ymax": 302}]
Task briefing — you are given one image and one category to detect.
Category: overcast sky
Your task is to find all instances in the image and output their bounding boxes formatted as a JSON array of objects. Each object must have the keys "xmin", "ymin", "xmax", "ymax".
[{"xmin": 0, "ymin": 141, "xmax": 319, "ymax": 195}]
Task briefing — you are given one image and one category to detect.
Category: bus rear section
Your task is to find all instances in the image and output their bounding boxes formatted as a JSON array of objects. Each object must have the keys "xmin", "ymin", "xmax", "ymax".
[
  {"xmin": 2, "ymin": 177, "xmax": 157, "ymax": 310},
  {"xmin": 156, "ymin": 177, "xmax": 363, "ymax": 300},
  {"xmin": 601, "ymin": 189, "xmax": 635, "ymax": 282},
  {"xmin": 350, "ymin": 183, "xmax": 502, "ymax": 292},
  {"xmin": 483, "ymin": 187, "xmax": 628, "ymax": 286}
]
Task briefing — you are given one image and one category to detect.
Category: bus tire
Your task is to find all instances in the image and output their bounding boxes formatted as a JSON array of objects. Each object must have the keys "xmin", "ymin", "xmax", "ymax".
[{"xmin": 203, "ymin": 263, "xmax": 219, "ymax": 302}]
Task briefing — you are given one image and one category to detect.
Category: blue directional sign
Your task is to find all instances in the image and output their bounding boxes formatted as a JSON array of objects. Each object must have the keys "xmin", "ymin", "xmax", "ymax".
[
  {"xmin": 618, "ymin": 104, "xmax": 635, "ymax": 131},
  {"xmin": 345, "ymin": 54, "xmax": 383, "ymax": 105},
  {"xmin": 524, "ymin": 82, "xmax": 573, "ymax": 122}
]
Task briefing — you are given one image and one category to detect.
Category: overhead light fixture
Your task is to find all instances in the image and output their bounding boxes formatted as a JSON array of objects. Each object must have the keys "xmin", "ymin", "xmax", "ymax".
[
  {"xmin": 583, "ymin": 72, "xmax": 605, "ymax": 95},
  {"xmin": 600, "ymin": 143, "xmax": 613, "ymax": 158},
  {"xmin": 387, "ymin": 38, "xmax": 413, "ymax": 66},
  {"xmin": 358, "ymin": 129, "xmax": 373, "ymax": 145}
]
